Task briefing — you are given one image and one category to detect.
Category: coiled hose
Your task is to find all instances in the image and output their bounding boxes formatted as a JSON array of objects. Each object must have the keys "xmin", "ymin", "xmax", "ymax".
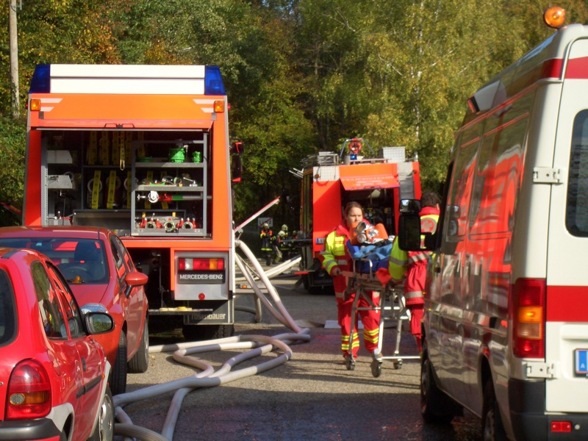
[{"xmin": 113, "ymin": 240, "xmax": 310, "ymax": 441}]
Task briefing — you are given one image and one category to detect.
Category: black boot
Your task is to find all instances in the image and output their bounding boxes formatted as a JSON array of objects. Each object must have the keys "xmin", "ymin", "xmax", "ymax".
[{"xmin": 344, "ymin": 354, "xmax": 355, "ymax": 371}]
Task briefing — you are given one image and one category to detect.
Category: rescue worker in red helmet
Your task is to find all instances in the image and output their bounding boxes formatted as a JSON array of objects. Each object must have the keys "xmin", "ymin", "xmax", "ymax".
[
  {"xmin": 321, "ymin": 201, "xmax": 381, "ymax": 370},
  {"xmin": 388, "ymin": 191, "xmax": 440, "ymax": 352}
]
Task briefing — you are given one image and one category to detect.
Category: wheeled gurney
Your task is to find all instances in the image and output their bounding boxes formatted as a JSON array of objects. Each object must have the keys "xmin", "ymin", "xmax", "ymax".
[{"xmin": 342, "ymin": 256, "xmax": 420, "ymax": 377}]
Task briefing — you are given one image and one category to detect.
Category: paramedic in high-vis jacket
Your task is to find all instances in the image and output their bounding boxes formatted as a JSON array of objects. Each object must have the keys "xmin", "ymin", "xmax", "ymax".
[
  {"xmin": 388, "ymin": 191, "xmax": 440, "ymax": 352},
  {"xmin": 321, "ymin": 201, "xmax": 381, "ymax": 371}
]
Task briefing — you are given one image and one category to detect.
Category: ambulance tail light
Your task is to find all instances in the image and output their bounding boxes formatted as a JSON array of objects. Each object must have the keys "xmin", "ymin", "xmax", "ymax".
[
  {"xmin": 178, "ymin": 257, "xmax": 225, "ymax": 271},
  {"xmin": 512, "ymin": 278, "xmax": 545, "ymax": 358}
]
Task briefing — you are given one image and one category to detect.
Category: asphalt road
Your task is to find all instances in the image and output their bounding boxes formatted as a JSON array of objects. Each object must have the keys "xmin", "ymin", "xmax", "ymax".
[{"xmin": 119, "ymin": 273, "xmax": 482, "ymax": 441}]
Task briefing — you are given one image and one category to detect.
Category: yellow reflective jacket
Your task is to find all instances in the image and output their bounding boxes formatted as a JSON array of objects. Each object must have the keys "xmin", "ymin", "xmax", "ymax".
[{"xmin": 321, "ymin": 224, "xmax": 351, "ymax": 275}]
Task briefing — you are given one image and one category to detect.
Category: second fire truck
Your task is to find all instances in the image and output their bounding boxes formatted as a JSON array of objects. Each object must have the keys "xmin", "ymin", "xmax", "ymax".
[{"xmin": 295, "ymin": 138, "xmax": 422, "ymax": 292}]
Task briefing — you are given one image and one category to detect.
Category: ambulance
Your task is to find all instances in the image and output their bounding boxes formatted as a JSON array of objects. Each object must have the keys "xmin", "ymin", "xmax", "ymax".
[{"xmin": 399, "ymin": 7, "xmax": 588, "ymax": 440}]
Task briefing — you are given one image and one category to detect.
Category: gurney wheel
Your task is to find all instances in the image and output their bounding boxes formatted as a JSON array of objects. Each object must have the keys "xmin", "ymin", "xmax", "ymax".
[
  {"xmin": 371, "ymin": 360, "xmax": 382, "ymax": 378},
  {"xmin": 393, "ymin": 360, "xmax": 402, "ymax": 370}
]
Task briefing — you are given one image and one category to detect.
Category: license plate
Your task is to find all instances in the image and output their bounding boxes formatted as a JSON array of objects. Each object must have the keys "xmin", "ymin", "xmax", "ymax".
[{"xmin": 575, "ymin": 349, "xmax": 588, "ymax": 375}]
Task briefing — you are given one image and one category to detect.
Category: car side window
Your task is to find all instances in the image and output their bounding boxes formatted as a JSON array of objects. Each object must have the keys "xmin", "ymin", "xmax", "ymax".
[
  {"xmin": 110, "ymin": 236, "xmax": 125, "ymax": 272},
  {"xmin": 31, "ymin": 261, "xmax": 67, "ymax": 339},
  {"xmin": 118, "ymin": 236, "xmax": 138, "ymax": 271},
  {"xmin": 47, "ymin": 263, "xmax": 85, "ymax": 338},
  {"xmin": 0, "ymin": 269, "xmax": 16, "ymax": 344}
]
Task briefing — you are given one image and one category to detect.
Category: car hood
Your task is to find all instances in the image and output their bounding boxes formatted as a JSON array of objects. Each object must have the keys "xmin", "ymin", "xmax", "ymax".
[{"xmin": 69, "ymin": 283, "xmax": 110, "ymax": 306}]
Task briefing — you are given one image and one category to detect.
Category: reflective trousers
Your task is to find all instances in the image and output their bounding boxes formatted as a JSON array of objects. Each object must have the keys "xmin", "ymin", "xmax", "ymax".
[{"xmin": 336, "ymin": 289, "xmax": 381, "ymax": 358}]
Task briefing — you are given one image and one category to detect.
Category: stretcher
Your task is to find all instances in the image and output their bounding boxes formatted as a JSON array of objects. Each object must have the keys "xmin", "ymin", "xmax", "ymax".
[{"xmin": 342, "ymin": 256, "xmax": 420, "ymax": 378}]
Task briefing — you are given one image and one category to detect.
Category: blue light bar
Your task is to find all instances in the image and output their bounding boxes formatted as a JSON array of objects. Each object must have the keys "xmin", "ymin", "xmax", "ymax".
[
  {"xmin": 29, "ymin": 64, "xmax": 51, "ymax": 93},
  {"xmin": 205, "ymin": 66, "xmax": 226, "ymax": 95},
  {"xmin": 29, "ymin": 64, "xmax": 226, "ymax": 96}
]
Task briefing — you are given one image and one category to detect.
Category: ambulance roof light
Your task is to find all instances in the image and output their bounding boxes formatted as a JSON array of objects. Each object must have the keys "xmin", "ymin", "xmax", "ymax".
[{"xmin": 543, "ymin": 6, "xmax": 566, "ymax": 29}]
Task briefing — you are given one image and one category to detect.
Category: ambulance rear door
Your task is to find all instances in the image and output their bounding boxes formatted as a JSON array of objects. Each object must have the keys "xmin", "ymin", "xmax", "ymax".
[{"xmin": 545, "ymin": 35, "xmax": 588, "ymax": 414}]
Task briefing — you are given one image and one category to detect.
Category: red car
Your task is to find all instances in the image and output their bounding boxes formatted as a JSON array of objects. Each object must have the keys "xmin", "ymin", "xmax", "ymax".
[
  {"xmin": 0, "ymin": 247, "xmax": 115, "ymax": 441},
  {"xmin": 0, "ymin": 226, "xmax": 149, "ymax": 396}
]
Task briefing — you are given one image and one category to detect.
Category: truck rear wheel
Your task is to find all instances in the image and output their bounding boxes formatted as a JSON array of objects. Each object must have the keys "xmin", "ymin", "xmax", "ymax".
[{"xmin": 182, "ymin": 324, "xmax": 235, "ymax": 341}]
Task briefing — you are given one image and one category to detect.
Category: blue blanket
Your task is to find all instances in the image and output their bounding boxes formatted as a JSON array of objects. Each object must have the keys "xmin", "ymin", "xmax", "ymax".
[{"xmin": 346, "ymin": 240, "xmax": 392, "ymax": 273}]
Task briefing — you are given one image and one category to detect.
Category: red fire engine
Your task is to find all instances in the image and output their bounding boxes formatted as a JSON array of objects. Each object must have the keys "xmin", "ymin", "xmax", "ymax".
[
  {"xmin": 24, "ymin": 64, "xmax": 241, "ymax": 340},
  {"xmin": 295, "ymin": 138, "xmax": 421, "ymax": 292}
]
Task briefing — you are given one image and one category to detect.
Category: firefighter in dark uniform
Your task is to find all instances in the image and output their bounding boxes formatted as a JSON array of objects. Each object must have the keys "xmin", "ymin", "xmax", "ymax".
[{"xmin": 260, "ymin": 222, "xmax": 276, "ymax": 266}]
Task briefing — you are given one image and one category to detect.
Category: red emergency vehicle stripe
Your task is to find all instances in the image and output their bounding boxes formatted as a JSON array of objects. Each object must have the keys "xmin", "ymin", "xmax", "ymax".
[
  {"xmin": 534, "ymin": 57, "xmax": 588, "ymax": 81},
  {"xmin": 565, "ymin": 56, "xmax": 588, "ymax": 79},
  {"xmin": 546, "ymin": 285, "xmax": 588, "ymax": 322},
  {"xmin": 542, "ymin": 58, "xmax": 564, "ymax": 79},
  {"xmin": 497, "ymin": 58, "xmax": 563, "ymax": 100}
]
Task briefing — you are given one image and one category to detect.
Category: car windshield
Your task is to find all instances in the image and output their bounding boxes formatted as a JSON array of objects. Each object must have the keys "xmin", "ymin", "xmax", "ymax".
[
  {"xmin": 0, "ymin": 238, "xmax": 108, "ymax": 284},
  {"xmin": 0, "ymin": 269, "xmax": 16, "ymax": 345}
]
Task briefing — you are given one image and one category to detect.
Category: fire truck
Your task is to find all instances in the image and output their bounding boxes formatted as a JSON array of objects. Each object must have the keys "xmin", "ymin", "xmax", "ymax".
[
  {"xmin": 295, "ymin": 138, "xmax": 421, "ymax": 292},
  {"xmin": 24, "ymin": 64, "xmax": 241, "ymax": 340}
]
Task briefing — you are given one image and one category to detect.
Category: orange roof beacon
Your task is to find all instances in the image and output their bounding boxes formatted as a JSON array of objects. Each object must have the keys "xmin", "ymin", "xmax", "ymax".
[{"xmin": 25, "ymin": 64, "xmax": 242, "ymax": 340}]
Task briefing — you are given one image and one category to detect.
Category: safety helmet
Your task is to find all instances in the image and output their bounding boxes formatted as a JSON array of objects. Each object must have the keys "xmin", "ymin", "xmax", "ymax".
[
  {"xmin": 281, "ymin": 224, "xmax": 288, "ymax": 231},
  {"xmin": 262, "ymin": 223, "xmax": 269, "ymax": 229}
]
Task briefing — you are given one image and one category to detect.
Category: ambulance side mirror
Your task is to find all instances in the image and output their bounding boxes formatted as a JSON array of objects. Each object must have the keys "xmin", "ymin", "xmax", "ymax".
[{"xmin": 398, "ymin": 199, "xmax": 424, "ymax": 251}]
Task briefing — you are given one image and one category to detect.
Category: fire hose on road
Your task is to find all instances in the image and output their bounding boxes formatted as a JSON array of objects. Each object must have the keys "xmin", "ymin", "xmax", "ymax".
[{"xmin": 113, "ymin": 239, "xmax": 311, "ymax": 441}]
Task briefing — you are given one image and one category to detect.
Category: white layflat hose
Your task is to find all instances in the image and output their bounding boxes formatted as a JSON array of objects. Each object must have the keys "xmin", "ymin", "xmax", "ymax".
[
  {"xmin": 113, "ymin": 240, "xmax": 310, "ymax": 441},
  {"xmin": 234, "ymin": 253, "xmax": 301, "ymax": 321}
]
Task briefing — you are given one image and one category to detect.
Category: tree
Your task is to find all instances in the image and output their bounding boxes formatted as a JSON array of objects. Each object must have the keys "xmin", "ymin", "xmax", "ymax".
[
  {"xmin": 292, "ymin": 0, "xmax": 538, "ymax": 187},
  {"xmin": 0, "ymin": 116, "xmax": 25, "ymax": 205},
  {"xmin": 1, "ymin": 0, "xmax": 587, "ymax": 212}
]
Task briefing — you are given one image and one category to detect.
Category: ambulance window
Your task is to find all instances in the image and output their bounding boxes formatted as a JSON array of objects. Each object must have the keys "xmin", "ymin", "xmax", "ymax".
[
  {"xmin": 470, "ymin": 117, "xmax": 526, "ymax": 235},
  {"xmin": 566, "ymin": 110, "xmax": 588, "ymax": 236},
  {"xmin": 444, "ymin": 132, "xmax": 480, "ymax": 242}
]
